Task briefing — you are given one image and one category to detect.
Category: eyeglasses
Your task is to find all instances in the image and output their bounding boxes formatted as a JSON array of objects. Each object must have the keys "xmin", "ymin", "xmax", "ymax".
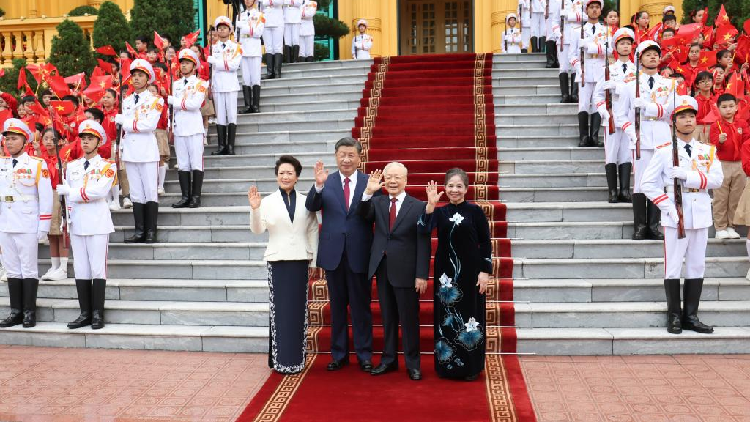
[{"xmin": 384, "ymin": 175, "xmax": 405, "ymax": 181}]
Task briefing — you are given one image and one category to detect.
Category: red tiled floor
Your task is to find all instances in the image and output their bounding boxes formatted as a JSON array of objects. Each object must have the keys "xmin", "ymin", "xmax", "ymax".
[
  {"xmin": 520, "ymin": 355, "xmax": 750, "ymax": 422},
  {"xmin": 0, "ymin": 345, "xmax": 271, "ymax": 422}
]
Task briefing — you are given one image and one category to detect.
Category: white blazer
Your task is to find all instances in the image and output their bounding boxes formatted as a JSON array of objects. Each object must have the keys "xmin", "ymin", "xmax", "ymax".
[{"xmin": 250, "ymin": 189, "xmax": 319, "ymax": 265}]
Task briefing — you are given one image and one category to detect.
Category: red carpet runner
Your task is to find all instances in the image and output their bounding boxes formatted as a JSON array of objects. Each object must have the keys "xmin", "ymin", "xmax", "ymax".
[{"xmin": 237, "ymin": 53, "xmax": 535, "ymax": 422}]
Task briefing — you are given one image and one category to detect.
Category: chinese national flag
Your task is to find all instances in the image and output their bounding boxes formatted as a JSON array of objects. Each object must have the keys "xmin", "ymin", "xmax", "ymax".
[
  {"xmin": 50, "ymin": 100, "xmax": 76, "ymax": 116},
  {"xmin": 716, "ymin": 24, "xmax": 739, "ymax": 46},
  {"xmin": 47, "ymin": 75, "xmax": 71, "ymax": 98},
  {"xmin": 95, "ymin": 45, "xmax": 117, "ymax": 56},
  {"xmin": 697, "ymin": 51, "xmax": 716, "ymax": 68},
  {"xmin": 715, "ymin": 4, "xmax": 730, "ymax": 27}
]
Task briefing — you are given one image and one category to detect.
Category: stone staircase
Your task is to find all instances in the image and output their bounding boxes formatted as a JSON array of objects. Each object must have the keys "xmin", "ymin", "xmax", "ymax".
[{"xmin": 2, "ymin": 54, "xmax": 749, "ymax": 355}]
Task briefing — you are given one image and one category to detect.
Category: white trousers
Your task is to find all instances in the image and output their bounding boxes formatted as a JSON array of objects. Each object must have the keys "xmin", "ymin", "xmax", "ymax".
[
  {"xmin": 125, "ymin": 161, "xmax": 159, "ymax": 204},
  {"xmin": 300, "ymin": 35, "xmax": 314, "ymax": 57},
  {"xmin": 241, "ymin": 57, "xmax": 262, "ymax": 86},
  {"xmin": 175, "ymin": 134, "xmax": 205, "ymax": 171},
  {"xmin": 284, "ymin": 23, "xmax": 300, "ymax": 46},
  {"xmin": 663, "ymin": 226, "xmax": 708, "ymax": 279},
  {"xmin": 71, "ymin": 234, "xmax": 109, "ymax": 280},
  {"xmin": 530, "ymin": 13, "xmax": 545, "ymax": 37},
  {"xmin": 578, "ymin": 82, "xmax": 596, "ymax": 113},
  {"xmin": 604, "ymin": 129, "xmax": 632, "ymax": 165},
  {"xmin": 632, "ymin": 149, "xmax": 654, "ymax": 193},
  {"xmin": 263, "ymin": 26, "xmax": 284, "ymax": 54},
  {"xmin": 214, "ymin": 91, "xmax": 238, "ymax": 125},
  {"xmin": 0, "ymin": 232, "xmax": 38, "ymax": 279},
  {"xmin": 559, "ymin": 43, "xmax": 573, "ymax": 73},
  {"xmin": 522, "ymin": 25, "xmax": 531, "ymax": 49}
]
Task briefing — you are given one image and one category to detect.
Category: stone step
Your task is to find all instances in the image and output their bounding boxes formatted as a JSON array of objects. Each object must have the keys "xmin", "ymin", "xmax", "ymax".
[
  {"xmin": 260, "ymin": 74, "xmax": 368, "ymax": 87},
  {"xmin": 281, "ymin": 59, "xmax": 373, "ymax": 72},
  {"xmin": 495, "ymin": 94, "xmax": 567, "ymax": 105},
  {"xmin": 508, "ymin": 221, "xmax": 635, "ymax": 240},
  {"xmin": 166, "ymin": 165, "xmax": 318, "ymax": 181},
  {"xmin": 110, "ymin": 207, "xmax": 253, "ymax": 227},
  {"xmin": 164, "ymin": 177, "xmax": 316, "ymax": 194},
  {"xmin": 110, "ymin": 226, "xmax": 266, "ymax": 243},
  {"xmin": 261, "ymin": 82, "xmax": 365, "ymax": 96},
  {"xmin": 40, "ymin": 243, "xmax": 267, "ymax": 261},
  {"xmin": 500, "ymin": 159, "xmax": 602, "ymax": 174},
  {"xmin": 494, "ymin": 113, "xmax": 574, "ymax": 126},
  {"xmin": 492, "ymin": 61, "xmax": 555, "ymax": 70},
  {"xmin": 494, "ymin": 77, "xmax": 559, "ymax": 87},
  {"xmin": 512, "ymin": 239, "xmax": 747, "ymax": 259},
  {"xmin": 500, "ymin": 186, "xmax": 610, "ymax": 202},
  {"xmin": 252, "ymin": 99, "xmax": 360, "ymax": 113},
  {"xmin": 490, "ymin": 68, "xmax": 559, "ymax": 78},
  {"xmin": 0, "ymin": 322, "xmax": 267, "ymax": 352},
  {"xmin": 505, "ymin": 202, "xmax": 633, "ymax": 223},
  {"xmin": 256, "ymin": 66, "xmax": 369, "ymax": 78},
  {"xmin": 494, "ymin": 85, "xmax": 560, "ymax": 96},
  {"xmin": 516, "ymin": 327, "xmax": 750, "ymax": 355},
  {"xmin": 513, "ymin": 257, "xmax": 749, "ymax": 279},
  {"xmin": 33, "ymin": 258, "xmax": 268, "ymax": 280},
  {"xmin": 236, "ymin": 109, "xmax": 355, "ymax": 124},
  {"xmin": 496, "ymin": 123, "xmax": 584, "ymax": 137},
  {"xmin": 498, "ymin": 135, "xmax": 602, "ymax": 148},
  {"xmin": 492, "ymin": 54, "xmax": 546, "ymax": 63},
  {"xmin": 513, "ymin": 278, "xmax": 750, "ymax": 303},
  {"xmin": 207, "ymin": 129, "xmax": 350, "ymax": 144},
  {"xmin": 198, "ymin": 152, "xmax": 335, "ymax": 168},
  {"xmin": 227, "ymin": 117, "xmax": 354, "ymax": 133},
  {"xmin": 499, "ymin": 173, "xmax": 615, "ymax": 188},
  {"xmin": 251, "ymin": 91, "xmax": 363, "ymax": 106},
  {"xmin": 201, "ymin": 140, "xmax": 335, "ymax": 157},
  {"xmin": 497, "ymin": 147, "xmax": 602, "ymax": 161},
  {"xmin": 496, "ymin": 103, "xmax": 578, "ymax": 115}
]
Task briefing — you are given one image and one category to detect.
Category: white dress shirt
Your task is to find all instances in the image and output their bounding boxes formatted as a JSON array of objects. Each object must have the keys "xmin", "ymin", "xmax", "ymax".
[
  {"xmin": 362, "ymin": 190, "xmax": 406, "ymax": 215},
  {"xmin": 314, "ymin": 170, "xmax": 359, "ymax": 209}
]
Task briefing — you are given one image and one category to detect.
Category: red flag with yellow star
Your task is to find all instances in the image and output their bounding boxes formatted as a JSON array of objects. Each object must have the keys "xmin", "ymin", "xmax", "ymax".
[
  {"xmin": 697, "ymin": 51, "xmax": 716, "ymax": 69},
  {"xmin": 715, "ymin": 5, "xmax": 730, "ymax": 28},
  {"xmin": 716, "ymin": 24, "xmax": 739, "ymax": 46}
]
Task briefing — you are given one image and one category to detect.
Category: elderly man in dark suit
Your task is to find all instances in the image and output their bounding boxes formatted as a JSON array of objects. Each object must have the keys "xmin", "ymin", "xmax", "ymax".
[
  {"xmin": 359, "ymin": 162, "xmax": 431, "ymax": 381},
  {"xmin": 306, "ymin": 138, "xmax": 376, "ymax": 372}
]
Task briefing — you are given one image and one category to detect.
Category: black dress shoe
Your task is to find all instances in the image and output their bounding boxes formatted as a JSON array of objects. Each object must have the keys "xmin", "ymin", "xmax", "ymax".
[
  {"xmin": 464, "ymin": 374, "xmax": 480, "ymax": 381},
  {"xmin": 358, "ymin": 359, "xmax": 373, "ymax": 372},
  {"xmin": 370, "ymin": 362, "xmax": 398, "ymax": 376},
  {"xmin": 407, "ymin": 369, "xmax": 422, "ymax": 381},
  {"xmin": 326, "ymin": 358, "xmax": 349, "ymax": 371}
]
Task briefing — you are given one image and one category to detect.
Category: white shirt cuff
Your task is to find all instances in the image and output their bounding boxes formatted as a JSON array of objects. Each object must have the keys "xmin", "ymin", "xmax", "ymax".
[
  {"xmin": 361, "ymin": 192, "xmax": 373, "ymax": 201},
  {"xmin": 314, "ymin": 184, "xmax": 323, "ymax": 193}
]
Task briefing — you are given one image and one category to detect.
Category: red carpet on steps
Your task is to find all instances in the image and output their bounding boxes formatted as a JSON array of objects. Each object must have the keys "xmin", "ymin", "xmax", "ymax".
[{"xmin": 236, "ymin": 53, "xmax": 536, "ymax": 422}]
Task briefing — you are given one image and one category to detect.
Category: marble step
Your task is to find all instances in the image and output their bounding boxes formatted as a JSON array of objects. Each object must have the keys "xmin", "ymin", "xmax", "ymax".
[
  {"xmin": 497, "ymin": 147, "xmax": 602, "ymax": 161},
  {"xmin": 40, "ymin": 243, "xmax": 268, "ymax": 261},
  {"xmin": 493, "ymin": 54, "xmax": 546, "ymax": 63},
  {"xmin": 505, "ymin": 202, "xmax": 633, "ymax": 223},
  {"xmin": 279, "ymin": 59, "xmax": 373, "ymax": 72},
  {"xmin": 236, "ymin": 109, "xmax": 356, "ymax": 124},
  {"xmin": 494, "ymin": 113, "xmax": 577, "ymax": 126},
  {"xmin": 495, "ymin": 85, "xmax": 560, "ymax": 96},
  {"xmin": 496, "ymin": 103, "xmax": 579, "ymax": 115},
  {"xmin": 260, "ymin": 74, "xmax": 368, "ymax": 87},
  {"xmin": 34, "ymin": 259, "xmax": 268, "ymax": 280},
  {"xmin": 499, "ymin": 173, "xmax": 622, "ymax": 188},
  {"xmin": 512, "ymin": 239, "xmax": 747, "ymax": 259},
  {"xmin": 251, "ymin": 99, "xmax": 360, "ymax": 113},
  {"xmin": 495, "ymin": 76, "xmax": 559, "ymax": 88},
  {"xmin": 110, "ymin": 226, "xmax": 266, "ymax": 244},
  {"xmin": 110, "ymin": 207, "xmax": 254, "ymax": 227},
  {"xmin": 500, "ymin": 186, "xmax": 612, "ymax": 202},
  {"xmin": 490, "ymin": 68, "xmax": 560, "ymax": 78},
  {"xmin": 201, "ymin": 140, "xmax": 335, "ymax": 157},
  {"xmin": 497, "ymin": 135, "xmax": 603, "ymax": 148},
  {"xmin": 500, "ymin": 159, "xmax": 603, "ymax": 174},
  {"xmin": 164, "ymin": 178, "xmax": 317, "ymax": 194},
  {"xmin": 507, "ymin": 221, "xmax": 636, "ymax": 240},
  {"xmin": 226, "ymin": 117, "xmax": 355, "ymax": 133},
  {"xmin": 0, "ymin": 322, "xmax": 267, "ymax": 353},
  {"xmin": 261, "ymin": 82, "xmax": 365, "ymax": 96},
  {"xmin": 207, "ymin": 128, "xmax": 350, "ymax": 144},
  {"xmin": 517, "ymin": 327, "xmax": 750, "ymax": 355},
  {"xmin": 198, "ymin": 152, "xmax": 336, "ymax": 168},
  {"xmin": 247, "ymin": 91, "xmax": 363, "ymax": 106},
  {"xmin": 496, "ymin": 123, "xmax": 588, "ymax": 137}
]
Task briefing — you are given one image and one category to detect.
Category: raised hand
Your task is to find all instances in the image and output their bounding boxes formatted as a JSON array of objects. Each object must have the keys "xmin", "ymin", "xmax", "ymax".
[
  {"xmin": 314, "ymin": 160, "xmax": 328, "ymax": 187},
  {"xmin": 247, "ymin": 185, "xmax": 262, "ymax": 209},
  {"xmin": 425, "ymin": 180, "xmax": 444, "ymax": 214},
  {"xmin": 365, "ymin": 169, "xmax": 384, "ymax": 195}
]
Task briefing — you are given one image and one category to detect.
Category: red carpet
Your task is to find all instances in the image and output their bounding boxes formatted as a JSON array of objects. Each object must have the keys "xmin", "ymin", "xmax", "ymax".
[{"xmin": 237, "ymin": 53, "xmax": 535, "ymax": 422}]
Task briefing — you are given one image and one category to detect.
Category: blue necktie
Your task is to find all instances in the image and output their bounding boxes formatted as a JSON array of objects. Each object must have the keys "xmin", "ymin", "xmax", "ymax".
[
  {"xmin": 84, "ymin": 160, "xmax": 90, "ymax": 170},
  {"xmin": 685, "ymin": 144, "xmax": 692, "ymax": 157},
  {"xmin": 12, "ymin": 159, "xmax": 17, "ymax": 168}
]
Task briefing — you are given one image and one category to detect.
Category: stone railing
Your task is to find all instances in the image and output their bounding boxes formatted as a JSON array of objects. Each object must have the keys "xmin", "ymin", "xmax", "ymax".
[{"xmin": 0, "ymin": 15, "xmax": 97, "ymax": 68}]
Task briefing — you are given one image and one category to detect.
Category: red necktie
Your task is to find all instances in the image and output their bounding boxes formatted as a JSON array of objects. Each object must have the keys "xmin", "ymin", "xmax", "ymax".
[
  {"xmin": 344, "ymin": 177, "xmax": 350, "ymax": 211},
  {"xmin": 389, "ymin": 197, "xmax": 397, "ymax": 231}
]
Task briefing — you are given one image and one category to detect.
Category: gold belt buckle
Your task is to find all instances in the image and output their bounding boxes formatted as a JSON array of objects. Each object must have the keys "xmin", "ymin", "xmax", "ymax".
[
  {"xmin": 687, "ymin": 188, "xmax": 699, "ymax": 193},
  {"xmin": 3, "ymin": 196, "xmax": 13, "ymax": 203}
]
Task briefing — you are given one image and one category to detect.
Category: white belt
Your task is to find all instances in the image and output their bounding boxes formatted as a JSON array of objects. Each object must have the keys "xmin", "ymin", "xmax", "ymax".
[
  {"xmin": 665, "ymin": 186, "xmax": 703, "ymax": 194},
  {"xmin": 0, "ymin": 195, "xmax": 35, "ymax": 203}
]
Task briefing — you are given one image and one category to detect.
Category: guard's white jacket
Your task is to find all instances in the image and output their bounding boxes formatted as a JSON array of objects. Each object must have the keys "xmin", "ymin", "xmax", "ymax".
[
  {"xmin": 171, "ymin": 75, "xmax": 208, "ymax": 137},
  {"xmin": 236, "ymin": 9, "xmax": 266, "ymax": 57},
  {"xmin": 300, "ymin": 1, "xmax": 317, "ymax": 36},
  {"xmin": 208, "ymin": 40, "xmax": 242, "ymax": 92},
  {"xmin": 120, "ymin": 89, "xmax": 163, "ymax": 163},
  {"xmin": 569, "ymin": 22, "xmax": 608, "ymax": 83},
  {"xmin": 641, "ymin": 139, "xmax": 723, "ymax": 229},
  {"xmin": 562, "ymin": 0, "xmax": 584, "ymax": 46},
  {"xmin": 65, "ymin": 155, "xmax": 116, "ymax": 235},
  {"xmin": 614, "ymin": 73, "xmax": 677, "ymax": 150},
  {"xmin": 502, "ymin": 28, "xmax": 523, "ymax": 53},
  {"xmin": 352, "ymin": 34, "xmax": 373, "ymax": 59},
  {"xmin": 283, "ymin": 0, "xmax": 303, "ymax": 23},
  {"xmin": 0, "ymin": 153, "xmax": 53, "ymax": 234},
  {"xmin": 593, "ymin": 60, "xmax": 636, "ymax": 117},
  {"xmin": 261, "ymin": 0, "xmax": 284, "ymax": 27}
]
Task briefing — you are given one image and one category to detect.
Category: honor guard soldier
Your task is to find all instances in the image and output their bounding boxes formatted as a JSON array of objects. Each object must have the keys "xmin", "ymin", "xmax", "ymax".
[
  {"xmin": 614, "ymin": 40, "xmax": 677, "ymax": 241},
  {"xmin": 594, "ymin": 27, "xmax": 635, "ymax": 203},
  {"xmin": 299, "ymin": 0, "xmax": 317, "ymax": 62},
  {"xmin": 283, "ymin": 0, "xmax": 303, "ymax": 63},
  {"xmin": 560, "ymin": 0, "xmax": 584, "ymax": 103},
  {"xmin": 545, "ymin": 0, "xmax": 562, "ymax": 67},
  {"xmin": 56, "ymin": 120, "xmax": 117, "ymax": 330},
  {"xmin": 518, "ymin": 0, "xmax": 546, "ymax": 53},
  {"xmin": 352, "ymin": 20, "xmax": 373, "ymax": 60},
  {"xmin": 0, "ymin": 119, "xmax": 53, "ymax": 328},
  {"xmin": 208, "ymin": 16, "xmax": 243, "ymax": 156},
  {"xmin": 261, "ymin": 0, "xmax": 285, "ymax": 78},
  {"xmin": 114, "ymin": 59, "xmax": 164, "ymax": 244},
  {"xmin": 169, "ymin": 49, "xmax": 209, "ymax": 209},
  {"xmin": 569, "ymin": 0, "xmax": 606, "ymax": 148},
  {"xmin": 641, "ymin": 96, "xmax": 723, "ymax": 335},
  {"xmin": 502, "ymin": 14, "xmax": 523, "ymax": 54},
  {"xmin": 236, "ymin": 0, "xmax": 265, "ymax": 114}
]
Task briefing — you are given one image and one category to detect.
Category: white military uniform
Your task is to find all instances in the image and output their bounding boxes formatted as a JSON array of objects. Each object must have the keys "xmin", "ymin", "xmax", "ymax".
[
  {"xmin": 261, "ymin": 0, "xmax": 285, "ymax": 54},
  {"xmin": 0, "ymin": 152, "xmax": 53, "ymax": 279},
  {"xmin": 283, "ymin": 0, "xmax": 303, "ymax": 47},
  {"xmin": 170, "ymin": 75, "xmax": 208, "ymax": 171},
  {"xmin": 546, "ymin": 0, "xmax": 563, "ymax": 43},
  {"xmin": 642, "ymin": 138, "xmax": 723, "ymax": 279},
  {"xmin": 594, "ymin": 58, "xmax": 636, "ymax": 164},
  {"xmin": 119, "ymin": 87, "xmax": 163, "ymax": 204},
  {"xmin": 502, "ymin": 21, "xmax": 523, "ymax": 54},
  {"xmin": 208, "ymin": 37, "xmax": 242, "ymax": 126},
  {"xmin": 569, "ymin": 20, "xmax": 607, "ymax": 113},
  {"xmin": 560, "ymin": 0, "xmax": 584, "ymax": 74},
  {"xmin": 64, "ymin": 155, "xmax": 116, "ymax": 280},
  {"xmin": 237, "ymin": 8, "xmax": 266, "ymax": 86},
  {"xmin": 300, "ymin": 1, "xmax": 317, "ymax": 58},
  {"xmin": 352, "ymin": 34, "xmax": 373, "ymax": 60}
]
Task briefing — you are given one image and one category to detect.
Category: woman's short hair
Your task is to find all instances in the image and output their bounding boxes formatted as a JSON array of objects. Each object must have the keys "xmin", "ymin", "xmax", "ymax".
[
  {"xmin": 275, "ymin": 155, "xmax": 302, "ymax": 176},
  {"xmin": 444, "ymin": 168, "xmax": 469, "ymax": 186}
]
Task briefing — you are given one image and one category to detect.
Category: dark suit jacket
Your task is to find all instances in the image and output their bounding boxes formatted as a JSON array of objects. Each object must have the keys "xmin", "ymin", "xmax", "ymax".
[
  {"xmin": 305, "ymin": 171, "xmax": 374, "ymax": 273},
  {"xmin": 359, "ymin": 193, "xmax": 431, "ymax": 288}
]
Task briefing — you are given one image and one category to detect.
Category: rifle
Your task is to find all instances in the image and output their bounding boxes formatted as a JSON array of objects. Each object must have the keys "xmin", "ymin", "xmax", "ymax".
[
  {"xmin": 545, "ymin": 0, "xmax": 549, "ymax": 20},
  {"xmin": 605, "ymin": 39, "xmax": 615, "ymax": 134},
  {"xmin": 634, "ymin": 53, "xmax": 641, "ymax": 160},
  {"xmin": 579, "ymin": 0, "xmax": 585, "ymax": 86},
  {"xmin": 671, "ymin": 94, "xmax": 685, "ymax": 239},
  {"xmin": 504, "ymin": 24, "xmax": 508, "ymax": 53},
  {"xmin": 47, "ymin": 106, "xmax": 69, "ymax": 249},
  {"xmin": 560, "ymin": 12, "xmax": 564, "ymax": 52}
]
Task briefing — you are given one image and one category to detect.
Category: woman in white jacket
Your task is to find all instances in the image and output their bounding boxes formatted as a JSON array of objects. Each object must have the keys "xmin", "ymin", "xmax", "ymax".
[{"xmin": 249, "ymin": 155, "xmax": 319, "ymax": 374}]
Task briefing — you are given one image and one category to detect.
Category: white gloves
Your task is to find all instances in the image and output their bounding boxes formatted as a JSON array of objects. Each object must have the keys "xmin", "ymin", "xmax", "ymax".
[
  {"xmin": 633, "ymin": 97, "xmax": 649, "ymax": 109},
  {"xmin": 37, "ymin": 230, "xmax": 48, "ymax": 242},
  {"xmin": 600, "ymin": 80, "xmax": 617, "ymax": 91},
  {"xmin": 167, "ymin": 96, "xmax": 176, "ymax": 106},
  {"xmin": 597, "ymin": 106, "xmax": 610, "ymax": 122},
  {"xmin": 671, "ymin": 166, "xmax": 688, "ymax": 180},
  {"xmin": 206, "ymin": 56, "xmax": 217, "ymax": 65},
  {"xmin": 666, "ymin": 206, "xmax": 680, "ymax": 223},
  {"xmin": 624, "ymin": 125, "xmax": 637, "ymax": 144},
  {"xmin": 114, "ymin": 114, "xmax": 124, "ymax": 125},
  {"xmin": 56, "ymin": 184, "xmax": 71, "ymax": 196}
]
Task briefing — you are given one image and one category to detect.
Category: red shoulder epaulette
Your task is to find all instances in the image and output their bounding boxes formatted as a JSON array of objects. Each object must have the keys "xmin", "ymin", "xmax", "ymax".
[{"xmin": 655, "ymin": 141, "xmax": 671, "ymax": 149}]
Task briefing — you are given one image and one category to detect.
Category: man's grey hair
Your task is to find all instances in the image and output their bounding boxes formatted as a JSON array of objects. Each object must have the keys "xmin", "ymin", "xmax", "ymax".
[
  {"xmin": 383, "ymin": 161, "xmax": 408, "ymax": 176},
  {"xmin": 334, "ymin": 137, "xmax": 362, "ymax": 154}
]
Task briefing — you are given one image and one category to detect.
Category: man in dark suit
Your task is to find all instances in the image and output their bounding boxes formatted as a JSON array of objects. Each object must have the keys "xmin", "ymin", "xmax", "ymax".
[
  {"xmin": 359, "ymin": 163, "xmax": 431, "ymax": 381},
  {"xmin": 306, "ymin": 138, "xmax": 375, "ymax": 372}
]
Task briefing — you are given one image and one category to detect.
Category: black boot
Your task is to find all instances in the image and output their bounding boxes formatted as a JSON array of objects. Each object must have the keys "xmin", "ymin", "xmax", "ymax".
[
  {"xmin": 283, "ymin": 45, "xmax": 291, "ymax": 63},
  {"xmin": 545, "ymin": 40, "xmax": 556, "ymax": 68},
  {"xmin": 618, "ymin": 163, "xmax": 632, "ymax": 203},
  {"xmin": 0, "ymin": 278, "xmax": 24, "ymax": 327},
  {"xmin": 559, "ymin": 73, "xmax": 571, "ymax": 103},
  {"xmin": 265, "ymin": 53, "xmax": 275, "ymax": 79},
  {"xmin": 144, "ymin": 201, "xmax": 159, "ymax": 244},
  {"xmin": 227, "ymin": 123, "xmax": 237, "ymax": 156},
  {"xmin": 570, "ymin": 73, "xmax": 579, "ymax": 102},
  {"xmin": 590, "ymin": 112, "xmax": 602, "ymax": 147},
  {"xmin": 124, "ymin": 202, "xmax": 146, "ymax": 243},
  {"xmin": 605, "ymin": 163, "xmax": 618, "ymax": 203},
  {"xmin": 540, "ymin": 36, "xmax": 546, "ymax": 53},
  {"xmin": 632, "ymin": 193, "xmax": 648, "ymax": 240},
  {"xmin": 212, "ymin": 125, "xmax": 228, "ymax": 155},
  {"xmin": 274, "ymin": 53, "xmax": 283, "ymax": 78},
  {"xmin": 240, "ymin": 86, "xmax": 252, "ymax": 114},
  {"xmin": 664, "ymin": 279, "xmax": 682, "ymax": 334},
  {"xmin": 251, "ymin": 85, "xmax": 261, "ymax": 113},
  {"xmin": 530, "ymin": 37, "xmax": 538, "ymax": 53},
  {"xmin": 682, "ymin": 279, "xmax": 713, "ymax": 333},
  {"xmin": 91, "ymin": 279, "xmax": 106, "ymax": 330},
  {"xmin": 577, "ymin": 111, "xmax": 589, "ymax": 147},
  {"xmin": 292, "ymin": 45, "xmax": 300, "ymax": 63},
  {"xmin": 189, "ymin": 170, "xmax": 204, "ymax": 208},
  {"xmin": 647, "ymin": 200, "xmax": 664, "ymax": 240},
  {"xmin": 67, "ymin": 279, "xmax": 92, "ymax": 329},
  {"xmin": 172, "ymin": 171, "xmax": 192, "ymax": 208},
  {"xmin": 306, "ymin": 56, "xmax": 314, "ymax": 62},
  {"xmin": 22, "ymin": 278, "xmax": 38, "ymax": 328}
]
